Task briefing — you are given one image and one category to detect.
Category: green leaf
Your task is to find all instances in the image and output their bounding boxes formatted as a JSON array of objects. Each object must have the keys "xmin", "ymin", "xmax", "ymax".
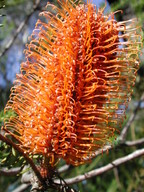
[
  {"xmin": 12, "ymin": 147, "xmax": 16, "ymax": 156},
  {"xmin": 1, "ymin": 157, "xmax": 7, "ymax": 163}
]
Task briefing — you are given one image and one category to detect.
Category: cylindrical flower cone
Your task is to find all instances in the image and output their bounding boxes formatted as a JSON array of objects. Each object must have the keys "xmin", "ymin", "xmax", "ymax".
[{"xmin": 4, "ymin": 0, "xmax": 142, "ymax": 166}]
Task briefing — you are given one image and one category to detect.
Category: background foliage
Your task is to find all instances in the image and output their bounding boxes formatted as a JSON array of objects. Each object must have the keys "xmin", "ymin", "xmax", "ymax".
[{"xmin": 0, "ymin": 0, "xmax": 144, "ymax": 192}]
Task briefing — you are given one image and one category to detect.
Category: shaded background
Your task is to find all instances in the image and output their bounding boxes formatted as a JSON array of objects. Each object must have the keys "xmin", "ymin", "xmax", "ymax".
[{"xmin": 0, "ymin": 0, "xmax": 144, "ymax": 192}]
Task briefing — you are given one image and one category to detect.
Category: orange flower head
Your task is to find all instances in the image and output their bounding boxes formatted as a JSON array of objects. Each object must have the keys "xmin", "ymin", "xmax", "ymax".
[{"xmin": 4, "ymin": 0, "xmax": 142, "ymax": 165}]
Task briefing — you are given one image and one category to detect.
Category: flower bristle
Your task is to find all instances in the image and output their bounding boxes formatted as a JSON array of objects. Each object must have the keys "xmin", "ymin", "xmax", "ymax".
[{"xmin": 4, "ymin": 0, "xmax": 142, "ymax": 166}]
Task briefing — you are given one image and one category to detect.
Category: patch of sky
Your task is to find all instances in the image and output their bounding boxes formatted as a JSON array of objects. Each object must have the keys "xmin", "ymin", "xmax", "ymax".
[{"xmin": 0, "ymin": 13, "xmax": 37, "ymax": 88}]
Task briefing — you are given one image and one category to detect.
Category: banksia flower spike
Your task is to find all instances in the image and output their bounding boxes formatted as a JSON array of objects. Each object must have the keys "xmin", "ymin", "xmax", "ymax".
[{"xmin": 3, "ymin": 0, "xmax": 142, "ymax": 166}]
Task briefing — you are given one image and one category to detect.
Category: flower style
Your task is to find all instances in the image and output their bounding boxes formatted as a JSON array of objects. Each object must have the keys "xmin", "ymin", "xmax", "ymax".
[{"xmin": 4, "ymin": 0, "xmax": 142, "ymax": 165}]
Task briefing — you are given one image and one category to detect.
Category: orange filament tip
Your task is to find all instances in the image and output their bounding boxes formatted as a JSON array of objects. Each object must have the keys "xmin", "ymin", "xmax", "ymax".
[{"xmin": 4, "ymin": 0, "xmax": 142, "ymax": 166}]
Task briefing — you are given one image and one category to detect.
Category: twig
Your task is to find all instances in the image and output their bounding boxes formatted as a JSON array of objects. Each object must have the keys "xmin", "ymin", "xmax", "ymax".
[
  {"xmin": 0, "ymin": 0, "xmax": 41, "ymax": 58},
  {"xmin": 0, "ymin": 167, "xmax": 21, "ymax": 176},
  {"xmin": 124, "ymin": 138, "xmax": 144, "ymax": 147},
  {"xmin": 119, "ymin": 93, "xmax": 144, "ymax": 142},
  {"xmin": 58, "ymin": 165, "xmax": 71, "ymax": 174},
  {"xmin": 55, "ymin": 148, "xmax": 144, "ymax": 185},
  {"xmin": 0, "ymin": 133, "xmax": 46, "ymax": 188},
  {"xmin": 12, "ymin": 184, "xmax": 30, "ymax": 192}
]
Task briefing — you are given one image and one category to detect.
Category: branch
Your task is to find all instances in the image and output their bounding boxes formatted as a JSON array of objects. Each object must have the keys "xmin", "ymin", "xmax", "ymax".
[
  {"xmin": 58, "ymin": 165, "xmax": 71, "ymax": 174},
  {"xmin": 55, "ymin": 148, "xmax": 144, "ymax": 185},
  {"xmin": 124, "ymin": 138, "xmax": 144, "ymax": 147},
  {"xmin": 0, "ymin": 167, "xmax": 21, "ymax": 176},
  {"xmin": 119, "ymin": 92, "xmax": 144, "ymax": 142},
  {"xmin": 0, "ymin": 0, "xmax": 41, "ymax": 58},
  {"xmin": 0, "ymin": 133, "xmax": 46, "ymax": 188}
]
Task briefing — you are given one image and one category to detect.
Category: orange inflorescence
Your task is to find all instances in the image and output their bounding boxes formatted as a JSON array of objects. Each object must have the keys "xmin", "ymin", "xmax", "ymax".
[{"xmin": 4, "ymin": 0, "xmax": 142, "ymax": 165}]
